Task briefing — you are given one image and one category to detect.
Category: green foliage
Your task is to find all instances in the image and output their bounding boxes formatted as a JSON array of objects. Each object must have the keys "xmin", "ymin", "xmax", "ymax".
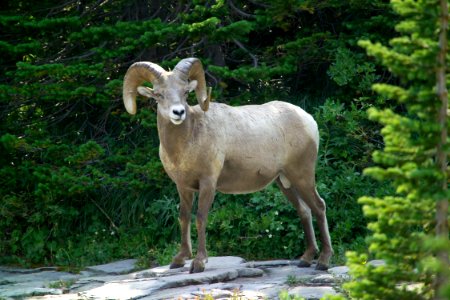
[
  {"xmin": 340, "ymin": 0, "xmax": 450, "ymax": 299},
  {"xmin": 208, "ymin": 186, "xmax": 304, "ymax": 259},
  {"xmin": 47, "ymin": 279, "xmax": 76, "ymax": 289},
  {"xmin": 286, "ymin": 274, "xmax": 308, "ymax": 287},
  {"xmin": 279, "ymin": 290, "xmax": 305, "ymax": 300},
  {"xmin": 328, "ymin": 47, "xmax": 378, "ymax": 92},
  {"xmin": 0, "ymin": 0, "xmax": 394, "ymax": 268},
  {"xmin": 315, "ymin": 99, "xmax": 390, "ymax": 264}
]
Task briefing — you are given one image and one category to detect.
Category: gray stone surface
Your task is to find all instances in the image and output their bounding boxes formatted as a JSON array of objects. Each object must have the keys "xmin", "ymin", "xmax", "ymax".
[
  {"xmin": 0, "ymin": 266, "xmax": 58, "ymax": 274},
  {"xmin": 289, "ymin": 286, "xmax": 337, "ymax": 299},
  {"xmin": 237, "ymin": 267, "xmax": 264, "ymax": 277},
  {"xmin": 328, "ymin": 265, "xmax": 350, "ymax": 280},
  {"xmin": 0, "ymin": 256, "xmax": 350, "ymax": 300},
  {"xmin": 244, "ymin": 259, "xmax": 295, "ymax": 268},
  {"xmin": 309, "ymin": 274, "xmax": 335, "ymax": 285},
  {"xmin": 85, "ymin": 258, "xmax": 139, "ymax": 275},
  {"xmin": 0, "ymin": 269, "xmax": 82, "ymax": 299}
]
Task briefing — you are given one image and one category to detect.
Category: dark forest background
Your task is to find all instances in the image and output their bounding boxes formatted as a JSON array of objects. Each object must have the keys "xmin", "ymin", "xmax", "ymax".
[{"xmin": 1, "ymin": 0, "xmax": 399, "ymax": 268}]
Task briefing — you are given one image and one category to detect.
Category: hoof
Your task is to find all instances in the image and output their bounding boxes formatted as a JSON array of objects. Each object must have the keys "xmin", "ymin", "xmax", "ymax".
[
  {"xmin": 298, "ymin": 259, "xmax": 312, "ymax": 268},
  {"xmin": 315, "ymin": 263, "xmax": 329, "ymax": 271},
  {"xmin": 189, "ymin": 259, "xmax": 205, "ymax": 273},
  {"xmin": 169, "ymin": 262, "xmax": 185, "ymax": 269}
]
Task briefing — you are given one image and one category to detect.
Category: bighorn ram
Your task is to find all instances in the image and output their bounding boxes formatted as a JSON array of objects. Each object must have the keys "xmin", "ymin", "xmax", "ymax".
[{"xmin": 123, "ymin": 58, "xmax": 333, "ymax": 273}]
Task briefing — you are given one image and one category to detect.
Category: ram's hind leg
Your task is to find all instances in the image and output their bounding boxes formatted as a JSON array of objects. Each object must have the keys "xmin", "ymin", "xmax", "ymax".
[
  {"xmin": 276, "ymin": 177, "xmax": 318, "ymax": 267},
  {"xmin": 308, "ymin": 188, "xmax": 333, "ymax": 270},
  {"xmin": 170, "ymin": 187, "xmax": 194, "ymax": 269},
  {"xmin": 286, "ymin": 174, "xmax": 333, "ymax": 271}
]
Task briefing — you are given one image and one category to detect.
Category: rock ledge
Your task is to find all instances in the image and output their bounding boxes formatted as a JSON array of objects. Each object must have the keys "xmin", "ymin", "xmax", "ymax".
[{"xmin": 0, "ymin": 257, "xmax": 352, "ymax": 299}]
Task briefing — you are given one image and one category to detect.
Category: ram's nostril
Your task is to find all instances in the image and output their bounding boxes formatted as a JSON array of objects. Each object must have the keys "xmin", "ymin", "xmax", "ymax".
[{"xmin": 173, "ymin": 108, "xmax": 185, "ymax": 117}]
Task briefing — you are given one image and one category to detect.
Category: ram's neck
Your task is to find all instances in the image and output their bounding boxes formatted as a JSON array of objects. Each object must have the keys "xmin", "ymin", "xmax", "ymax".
[{"xmin": 157, "ymin": 107, "xmax": 197, "ymax": 163}]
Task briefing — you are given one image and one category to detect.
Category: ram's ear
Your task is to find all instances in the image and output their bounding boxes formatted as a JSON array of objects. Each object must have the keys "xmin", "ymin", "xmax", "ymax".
[
  {"xmin": 137, "ymin": 86, "xmax": 158, "ymax": 99},
  {"xmin": 187, "ymin": 80, "xmax": 198, "ymax": 92}
]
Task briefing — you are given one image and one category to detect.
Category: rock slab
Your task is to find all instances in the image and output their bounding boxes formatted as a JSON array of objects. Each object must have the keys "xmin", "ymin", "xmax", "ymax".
[
  {"xmin": 85, "ymin": 258, "xmax": 139, "ymax": 275},
  {"xmin": 0, "ymin": 257, "xmax": 351, "ymax": 299}
]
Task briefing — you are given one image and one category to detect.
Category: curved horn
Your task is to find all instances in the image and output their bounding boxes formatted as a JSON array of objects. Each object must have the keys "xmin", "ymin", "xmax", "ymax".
[
  {"xmin": 123, "ymin": 62, "xmax": 166, "ymax": 115},
  {"xmin": 173, "ymin": 58, "xmax": 211, "ymax": 111}
]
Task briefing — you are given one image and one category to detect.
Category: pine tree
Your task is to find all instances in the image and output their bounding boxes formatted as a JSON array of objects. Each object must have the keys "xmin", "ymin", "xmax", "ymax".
[
  {"xmin": 341, "ymin": 0, "xmax": 450, "ymax": 299},
  {"xmin": 435, "ymin": 0, "xmax": 449, "ymax": 297}
]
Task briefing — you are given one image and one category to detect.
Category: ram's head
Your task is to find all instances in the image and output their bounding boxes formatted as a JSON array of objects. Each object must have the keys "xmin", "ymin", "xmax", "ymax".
[{"xmin": 123, "ymin": 58, "xmax": 211, "ymax": 125}]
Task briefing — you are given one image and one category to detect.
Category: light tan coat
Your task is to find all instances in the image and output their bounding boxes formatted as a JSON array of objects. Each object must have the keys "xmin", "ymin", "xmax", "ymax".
[{"xmin": 123, "ymin": 58, "xmax": 333, "ymax": 273}]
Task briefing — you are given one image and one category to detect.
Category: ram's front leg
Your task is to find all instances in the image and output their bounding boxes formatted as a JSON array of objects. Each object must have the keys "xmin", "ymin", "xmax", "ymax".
[
  {"xmin": 190, "ymin": 178, "xmax": 216, "ymax": 273},
  {"xmin": 170, "ymin": 187, "xmax": 194, "ymax": 269}
]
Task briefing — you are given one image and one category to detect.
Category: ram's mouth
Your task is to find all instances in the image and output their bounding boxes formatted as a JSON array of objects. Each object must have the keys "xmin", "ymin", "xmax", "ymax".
[{"xmin": 170, "ymin": 117, "xmax": 184, "ymax": 125}]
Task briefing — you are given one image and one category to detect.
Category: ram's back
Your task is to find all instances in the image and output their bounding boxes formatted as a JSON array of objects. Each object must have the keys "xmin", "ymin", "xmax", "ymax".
[{"xmin": 204, "ymin": 101, "xmax": 318, "ymax": 150}]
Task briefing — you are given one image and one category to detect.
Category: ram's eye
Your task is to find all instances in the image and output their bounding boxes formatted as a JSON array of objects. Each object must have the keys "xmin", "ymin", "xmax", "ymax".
[{"xmin": 154, "ymin": 93, "xmax": 163, "ymax": 99}]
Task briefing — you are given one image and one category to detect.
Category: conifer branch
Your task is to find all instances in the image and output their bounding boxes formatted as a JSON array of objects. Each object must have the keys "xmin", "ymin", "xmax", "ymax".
[
  {"xmin": 227, "ymin": 0, "xmax": 256, "ymax": 18},
  {"xmin": 247, "ymin": 0, "xmax": 270, "ymax": 8},
  {"xmin": 167, "ymin": 2, "xmax": 191, "ymax": 24},
  {"xmin": 205, "ymin": 69, "xmax": 219, "ymax": 86},
  {"xmin": 435, "ymin": 0, "xmax": 449, "ymax": 298},
  {"xmin": 232, "ymin": 39, "xmax": 258, "ymax": 67},
  {"xmin": 163, "ymin": 36, "xmax": 190, "ymax": 61}
]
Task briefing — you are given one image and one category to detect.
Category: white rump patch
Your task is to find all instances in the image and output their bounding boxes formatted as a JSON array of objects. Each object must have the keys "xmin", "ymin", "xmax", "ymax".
[{"xmin": 279, "ymin": 174, "xmax": 291, "ymax": 189}]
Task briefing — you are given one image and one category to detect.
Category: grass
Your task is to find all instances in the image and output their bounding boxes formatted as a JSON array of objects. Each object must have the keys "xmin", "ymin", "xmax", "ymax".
[
  {"xmin": 279, "ymin": 290, "xmax": 305, "ymax": 300},
  {"xmin": 286, "ymin": 275, "xmax": 307, "ymax": 287},
  {"xmin": 47, "ymin": 279, "xmax": 77, "ymax": 290}
]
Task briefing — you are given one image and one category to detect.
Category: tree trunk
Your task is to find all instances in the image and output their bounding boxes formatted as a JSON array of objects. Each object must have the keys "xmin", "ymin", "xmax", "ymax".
[{"xmin": 435, "ymin": 0, "xmax": 449, "ymax": 299}]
